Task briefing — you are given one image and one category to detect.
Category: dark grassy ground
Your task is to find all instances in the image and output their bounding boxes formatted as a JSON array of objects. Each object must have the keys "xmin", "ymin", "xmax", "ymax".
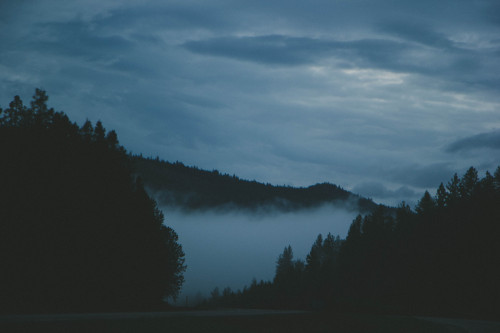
[{"xmin": 0, "ymin": 311, "xmax": 464, "ymax": 333}]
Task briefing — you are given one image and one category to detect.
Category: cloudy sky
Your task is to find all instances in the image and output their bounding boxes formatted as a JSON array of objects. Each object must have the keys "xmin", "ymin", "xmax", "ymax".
[{"xmin": 1, "ymin": 0, "xmax": 499, "ymax": 206}]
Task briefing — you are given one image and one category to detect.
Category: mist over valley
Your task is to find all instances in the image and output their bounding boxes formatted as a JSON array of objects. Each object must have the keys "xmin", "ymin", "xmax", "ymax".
[
  {"xmin": 162, "ymin": 205, "xmax": 358, "ymax": 303},
  {"xmin": 135, "ymin": 156, "xmax": 375, "ymax": 303}
]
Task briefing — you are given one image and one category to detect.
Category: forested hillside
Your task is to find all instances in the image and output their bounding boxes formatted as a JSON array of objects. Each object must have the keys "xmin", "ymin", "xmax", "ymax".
[
  {"xmin": 0, "ymin": 90, "xmax": 186, "ymax": 314},
  {"xmin": 132, "ymin": 156, "xmax": 378, "ymax": 213},
  {"xmin": 206, "ymin": 167, "xmax": 500, "ymax": 320}
]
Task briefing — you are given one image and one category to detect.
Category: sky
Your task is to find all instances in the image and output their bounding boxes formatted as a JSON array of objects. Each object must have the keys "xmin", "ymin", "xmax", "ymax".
[{"xmin": 1, "ymin": 0, "xmax": 499, "ymax": 206}]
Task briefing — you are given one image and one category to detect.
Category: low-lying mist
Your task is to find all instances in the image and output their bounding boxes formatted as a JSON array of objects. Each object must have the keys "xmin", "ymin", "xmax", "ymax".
[{"xmin": 162, "ymin": 205, "xmax": 358, "ymax": 305}]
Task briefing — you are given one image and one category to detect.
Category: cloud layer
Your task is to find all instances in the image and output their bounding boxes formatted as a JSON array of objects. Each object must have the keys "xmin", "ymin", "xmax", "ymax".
[
  {"xmin": 1, "ymin": 0, "xmax": 499, "ymax": 205},
  {"xmin": 446, "ymin": 130, "xmax": 500, "ymax": 152}
]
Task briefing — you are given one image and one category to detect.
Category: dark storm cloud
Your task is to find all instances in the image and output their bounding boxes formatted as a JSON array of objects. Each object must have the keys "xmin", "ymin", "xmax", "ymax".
[
  {"xmin": 107, "ymin": 59, "xmax": 159, "ymax": 77},
  {"xmin": 34, "ymin": 20, "xmax": 134, "ymax": 60},
  {"xmin": 183, "ymin": 33, "xmax": 500, "ymax": 93},
  {"xmin": 387, "ymin": 163, "xmax": 456, "ymax": 188},
  {"xmin": 94, "ymin": 4, "xmax": 233, "ymax": 32},
  {"xmin": 484, "ymin": 2, "xmax": 500, "ymax": 26},
  {"xmin": 377, "ymin": 21, "xmax": 456, "ymax": 49},
  {"xmin": 446, "ymin": 130, "xmax": 500, "ymax": 153},
  {"xmin": 184, "ymin": 35, "xmax": 321, "ymax": 66},
  {"xmin": 183, "ymin": 35, "xmax": 409, "ymax": 67}
]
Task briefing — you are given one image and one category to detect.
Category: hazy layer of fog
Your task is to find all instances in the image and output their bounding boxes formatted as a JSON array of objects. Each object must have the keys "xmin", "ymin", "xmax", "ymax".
[{"xmin": 162, "ymin": 205, "xmax": 357, "ymax": 304}]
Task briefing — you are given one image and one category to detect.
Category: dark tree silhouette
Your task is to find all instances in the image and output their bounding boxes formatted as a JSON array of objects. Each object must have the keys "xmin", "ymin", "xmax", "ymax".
[
  {"xmin": 275, "ymin": 245, "xmax": 295, "ymax": 283},
  {"xmin": 0, "ymin": 90, "xmax": 185, "ymax": 314},
  {"xmin": 205, "ymin": 167, "xmax": 500, "ymax": 319},
  {"xmin": 273, "ymin": 245, "xmax": 305, "ymax": 308},
  {"xmin": 131, "ymin": 156, "xmax": 380, "ymax": 213},
  {"xmin": 335, "ymin": 167, "xmax": 500, "ymax": 318},
  {"xmin": 415, "ymin": 191, "xmax": 435, "ymax": 215}
]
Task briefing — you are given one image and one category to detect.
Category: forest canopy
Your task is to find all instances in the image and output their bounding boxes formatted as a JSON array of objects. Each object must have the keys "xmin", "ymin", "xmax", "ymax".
[
  {"xmin": 0, "ymin": 89, "xmax": 185, "ymax": 313},
  {"xmin": 205, "ymin": 167, "xmax": 500, "ymax": 319},
  {"xmin": 132, "ymin": 156, "xmax": 378, "ymax": 213}
]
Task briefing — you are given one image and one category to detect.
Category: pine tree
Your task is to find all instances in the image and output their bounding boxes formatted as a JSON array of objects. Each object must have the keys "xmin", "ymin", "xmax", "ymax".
[
  {"xmin": 446, "ymin": 173, "xmax": 461, "ymax": 205},
  {"xmin": 275, "ymin": 245, "xmax": 294, "ymax": 284},
  {"xmin": 459, "ymin": 167, "xmax": 478, "ymax": 199},
  {"xmin": 435, "ymin": 183, "xmax": 448, "ymax": 208},
  {"xmin": 415, "ymin": 191, "xmax": 435, "ymax": 215}
]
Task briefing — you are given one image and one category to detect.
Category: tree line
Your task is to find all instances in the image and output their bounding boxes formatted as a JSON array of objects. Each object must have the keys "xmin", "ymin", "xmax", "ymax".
[
  {"xmin": 205, "ymin": 167, "xmax": 500, "ymax": 319},
  {"xmin": 0, "ymin": 90, "xmax": 186, "ymax": 314},
  {"xmin": 132, "ymin": 155, "xmax": 377, "ymax": 213}
]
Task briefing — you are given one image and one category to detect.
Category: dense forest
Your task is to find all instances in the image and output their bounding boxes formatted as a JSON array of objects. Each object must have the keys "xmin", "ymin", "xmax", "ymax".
[
  {"xmin": 205, "ymin": 168, "xmax": 500, "ymax": 320},
  {"xmin": 0, "ymin": 90, "xmax": 186, "ymax": 314},
  {"xmin": 132, "ymin": 156, "xmax": 378, "ymax": 213},
  {"xmin": 2, "ymin": 89, "xmax": 498, "ymax": 321}
]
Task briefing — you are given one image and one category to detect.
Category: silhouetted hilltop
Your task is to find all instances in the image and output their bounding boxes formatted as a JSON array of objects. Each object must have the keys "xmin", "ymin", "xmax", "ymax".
[{"xmin": 132, "ymin": 155, "xmax": 379, "ymax": 213}]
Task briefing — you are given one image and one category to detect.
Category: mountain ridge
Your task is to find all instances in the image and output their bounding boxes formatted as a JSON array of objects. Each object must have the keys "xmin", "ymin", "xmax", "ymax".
[{"xmin": 131, "ymin": 155, "xmax": 382, "ymax": 213}]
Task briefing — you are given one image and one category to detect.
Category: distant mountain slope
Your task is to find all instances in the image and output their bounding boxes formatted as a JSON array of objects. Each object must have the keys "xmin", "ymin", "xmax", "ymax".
[{"xmin": 131, "ymin": 155, "xmax": 379, "ymax": 213}]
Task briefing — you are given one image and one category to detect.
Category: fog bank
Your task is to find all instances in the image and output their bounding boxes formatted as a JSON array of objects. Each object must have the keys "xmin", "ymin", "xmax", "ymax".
[{"xmin": 162, "ymin": 205, "xmax": 357, "ymax": 304}]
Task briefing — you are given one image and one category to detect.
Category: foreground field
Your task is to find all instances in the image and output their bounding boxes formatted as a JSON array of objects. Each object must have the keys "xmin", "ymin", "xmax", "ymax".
[{"xmin": 0, "ymin": 310, "xmax": 469, "ymax": 333}]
